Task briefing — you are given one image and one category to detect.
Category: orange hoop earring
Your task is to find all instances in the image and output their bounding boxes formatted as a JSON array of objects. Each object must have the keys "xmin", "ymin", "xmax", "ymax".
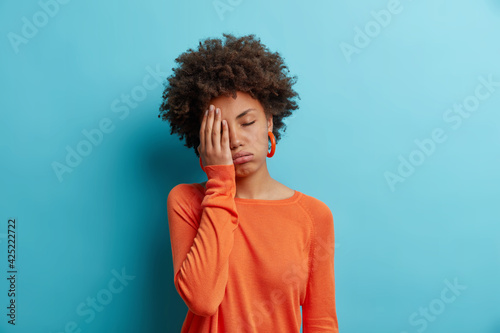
[{"xmin": 267, "ymin": 131, "xmax": 276, "ymax": 158}]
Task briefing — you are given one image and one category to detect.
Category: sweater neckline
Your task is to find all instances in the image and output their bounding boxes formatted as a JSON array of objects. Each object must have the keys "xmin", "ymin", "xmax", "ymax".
[
  {"xmin": 234, "ymin": 189, "xmax": 301, "ymax": 204},
  {"xmin": 194, "ymin": 183, "xmax": 301, "ymax": 205}
]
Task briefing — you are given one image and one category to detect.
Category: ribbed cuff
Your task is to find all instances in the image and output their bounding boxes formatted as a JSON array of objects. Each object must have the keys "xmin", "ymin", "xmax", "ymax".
[{"xmin": 203, "ymin": 164, "xmax": 236, "ymax": 198}]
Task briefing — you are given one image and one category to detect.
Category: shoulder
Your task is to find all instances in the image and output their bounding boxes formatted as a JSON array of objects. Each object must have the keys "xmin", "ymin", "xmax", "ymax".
[
  {"xmin": 296, "ymin": 192, "xmax": 334, "ymax": 228},
  {"xmin": 167, "ymin": 183, "xmax": 205, "ymax": 208},
  {"xmin": 297, "ymin": 192, "xmax": 332, "ymax": 215}
]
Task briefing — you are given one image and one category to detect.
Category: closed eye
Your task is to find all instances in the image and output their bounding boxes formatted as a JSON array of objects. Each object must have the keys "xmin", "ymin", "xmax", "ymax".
[{"xmin": 243, "ymin": 121, "xmax": 256, "ymax": 126}]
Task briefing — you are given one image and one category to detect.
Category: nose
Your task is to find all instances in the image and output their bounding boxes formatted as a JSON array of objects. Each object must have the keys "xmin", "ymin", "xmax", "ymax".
[{"xmin": 227, "ymin": 122, "xmax": 242, "ymax": 149}]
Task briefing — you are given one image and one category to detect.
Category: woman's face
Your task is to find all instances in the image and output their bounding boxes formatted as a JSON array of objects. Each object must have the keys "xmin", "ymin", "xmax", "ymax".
[{"xmin": 201, "ymin": 91, "xmax": 273, "ymax": 177}]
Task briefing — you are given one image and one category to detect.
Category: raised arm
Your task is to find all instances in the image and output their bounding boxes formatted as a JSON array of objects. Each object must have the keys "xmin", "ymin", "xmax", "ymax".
[{"xmin": 167, "ymin": 163, "xmax": 238, "ymax": 317}]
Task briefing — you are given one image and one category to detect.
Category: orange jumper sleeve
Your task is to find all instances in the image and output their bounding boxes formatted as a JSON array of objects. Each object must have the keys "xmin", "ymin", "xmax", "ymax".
[
  {"xmin": 167, "ymin": 164, "xmax": 239, "ymax": 317},
  {"xmin": 302, "ymin": 201, "xmax": 339, "ymax": 332}
]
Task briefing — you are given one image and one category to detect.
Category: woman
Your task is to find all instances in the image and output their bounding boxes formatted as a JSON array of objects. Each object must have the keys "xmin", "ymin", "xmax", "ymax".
[{"xmin": 159, "ymin": 33, "xmax": 339, "ymax": 332}]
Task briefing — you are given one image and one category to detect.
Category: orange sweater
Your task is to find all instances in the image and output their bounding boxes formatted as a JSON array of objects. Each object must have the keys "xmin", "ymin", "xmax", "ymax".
[{"xmin": 167, "ymin": 164, "xmax": 339, "ymax": 332}]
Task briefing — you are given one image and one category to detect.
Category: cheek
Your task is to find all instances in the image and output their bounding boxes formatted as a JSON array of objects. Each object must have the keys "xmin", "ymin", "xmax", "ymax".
[{"xmin": 254, "ymin": 128, "xmax": 269, "ymax": 148}]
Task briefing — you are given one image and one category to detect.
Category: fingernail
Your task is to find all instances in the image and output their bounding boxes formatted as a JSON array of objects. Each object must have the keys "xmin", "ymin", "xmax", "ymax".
[
  {"xmin": 205, "ymin": 109, "xmax": 208, "ymax": 116},
  {"xmin": 216, "ymin": 108, "xmax": 219, "ymax": 114},
  {"xmin": 210, "ymin": 105, "xmax": 215, "ymax": 111}
]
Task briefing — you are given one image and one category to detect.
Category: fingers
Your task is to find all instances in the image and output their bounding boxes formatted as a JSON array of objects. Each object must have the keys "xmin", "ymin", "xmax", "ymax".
[
  {"xmin": 199, "ymin": 107, "xmax": 208, "ymax": 153},
  {"xmin": 200, "ymin": 104, "xmax": 219, "ymax": 149},
  {"xmin": 211, "ymin": 107, "xmax": 222, "ymax": 149},
  {"xmin": 199, "ymin": 104, "xmax": 231, "ymax": 165},
  {"xmin": 204, "ymin": 105, "xmax": 215, "ymax": 150},
  {"xmin": 221, "ymin": 118, "xmax": 229, "ymax": 149}
]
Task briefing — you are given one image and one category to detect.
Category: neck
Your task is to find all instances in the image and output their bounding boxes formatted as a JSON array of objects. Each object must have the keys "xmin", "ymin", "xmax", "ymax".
[{"xmin": 234, "ymin": 162, "xmax": 275, "ymax": 199}]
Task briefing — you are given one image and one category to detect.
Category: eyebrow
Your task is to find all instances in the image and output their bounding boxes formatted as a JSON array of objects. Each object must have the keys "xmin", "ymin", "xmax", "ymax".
[{"xmin": 235, "ymin": 108, "xmax": 256, "ymax": 120}]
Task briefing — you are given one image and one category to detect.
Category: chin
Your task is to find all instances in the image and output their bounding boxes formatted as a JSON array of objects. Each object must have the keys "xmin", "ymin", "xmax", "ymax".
[{"xmin": 234, "ymin": 163, "xmax": 253, "ymax": 176}]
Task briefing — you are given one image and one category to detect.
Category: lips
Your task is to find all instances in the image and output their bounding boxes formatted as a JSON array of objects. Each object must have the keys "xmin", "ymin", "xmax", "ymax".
[{"xmin": 232, "ymin": 151, "xmax": 252, "ymax": 160}]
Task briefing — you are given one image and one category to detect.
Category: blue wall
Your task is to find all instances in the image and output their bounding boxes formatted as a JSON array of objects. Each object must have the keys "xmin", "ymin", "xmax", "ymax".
[{"xmin": 1, "ymin": 0, "xmax": 499, "ymax": 332}]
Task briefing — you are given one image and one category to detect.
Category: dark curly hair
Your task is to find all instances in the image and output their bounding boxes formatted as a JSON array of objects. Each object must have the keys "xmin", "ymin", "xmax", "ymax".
[{"xmin": 158, "ymin": 33, "xmax": 300, "ymax": 158}]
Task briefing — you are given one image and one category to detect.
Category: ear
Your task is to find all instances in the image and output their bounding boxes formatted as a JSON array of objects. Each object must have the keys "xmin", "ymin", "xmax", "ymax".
[{"xmin": 267, "ymin": 114, "xmax": 273, "ymax": 133}]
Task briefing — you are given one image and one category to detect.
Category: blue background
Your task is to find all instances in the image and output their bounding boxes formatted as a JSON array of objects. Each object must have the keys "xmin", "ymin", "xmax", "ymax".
[{"xmin": 1, "ymin": 0, "xmax": 499, "ymax": 332}]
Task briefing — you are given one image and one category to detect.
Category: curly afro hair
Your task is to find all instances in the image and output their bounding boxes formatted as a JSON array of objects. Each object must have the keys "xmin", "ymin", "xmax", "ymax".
[{"xmin": 158, "ymin": 33, "xmax": 300, "ymax": 158}]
